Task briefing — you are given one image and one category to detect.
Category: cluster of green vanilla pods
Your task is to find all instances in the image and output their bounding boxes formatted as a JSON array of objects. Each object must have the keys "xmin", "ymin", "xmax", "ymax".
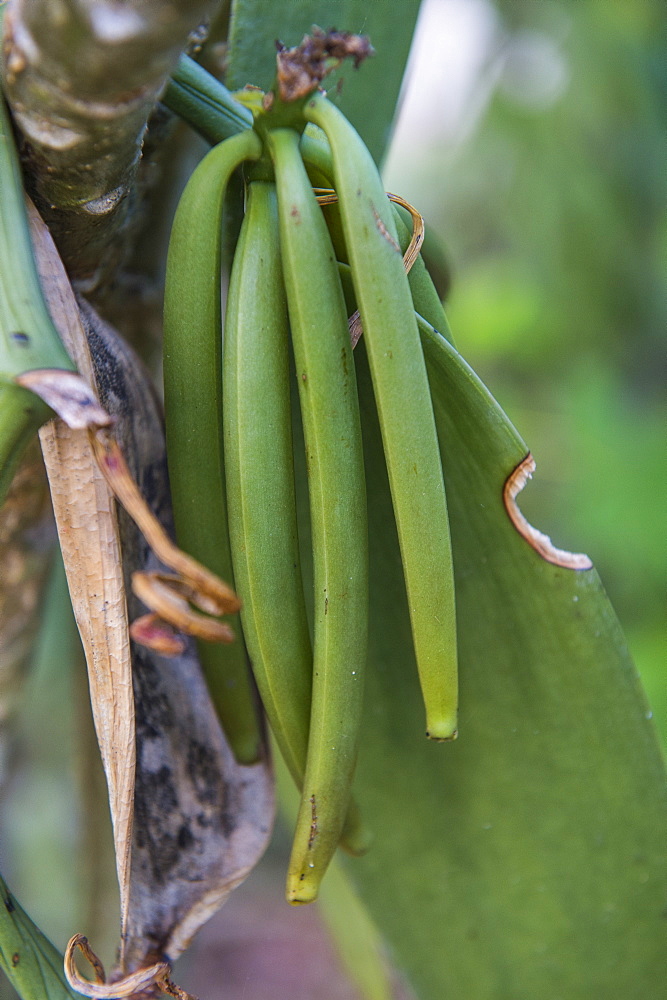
[{"xmin": 163, "ymin": 78, "xmax": 459, "ymax": 905}]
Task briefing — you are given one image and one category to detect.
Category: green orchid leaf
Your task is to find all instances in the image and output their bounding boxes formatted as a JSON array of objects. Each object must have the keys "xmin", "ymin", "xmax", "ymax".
[
  {"xmin": 336, "ymin": 327, "xmax": 666, "ymax": 999},
  {"xmin": 316, "ymin": 860, "xmax": 394, "ymax": 1000},
  {"xmin": 225, "ymin": 0, "xmax": 422, "ymax": 164},
  {"xmin": 0, "ymin": 874, "xmax": 78, "ymax": 1000}
]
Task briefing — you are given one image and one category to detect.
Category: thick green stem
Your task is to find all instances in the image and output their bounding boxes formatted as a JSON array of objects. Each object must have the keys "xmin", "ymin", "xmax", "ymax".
[{"xmin": 164, "ymin": 55, "xmax": 252, "ymax": 144}]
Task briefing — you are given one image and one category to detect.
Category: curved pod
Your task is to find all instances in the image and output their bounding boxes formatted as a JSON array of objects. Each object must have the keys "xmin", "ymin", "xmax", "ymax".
[
  {"xmin": 268, "ymin": 127, "xmax": 368, "ymax": 903},
  {"xmin": 163, "ymin": 128, "xmax": 262, "ymax": 764},
  {"xmin": 304, "ymin": 94, "xmax": 458, "ymax": 741},
  {"xmin": 223, "ymin": 180, "xmax": 313, "ymax": 785}
]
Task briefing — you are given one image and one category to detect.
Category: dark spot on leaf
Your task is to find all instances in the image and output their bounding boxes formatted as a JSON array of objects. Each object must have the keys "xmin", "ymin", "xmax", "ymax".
[
  {"xmin": 4, "ymin": 896, "xmax": 15, "ymax": 913},
  {"xmin": 220, "ymin": 807, "xmax": 237, "ymax": 839},
  {"xmin": 10, "ymin": 331, "xmax": 29, "ymax": 345},
  {"xmin": 308, "ymin": 794, "xmax": 318, "ymax": 848},
  {"xmin": 11, "ymin": 953, "xmax": 19, "ymax": 966},
  {"xmin": 187, "ymin": 739, "xmax": 220, "ymax": 806},
  {"xmin": 132, "ymin": 655, "xmax": 175, "ymax": 737},
  {"xmin": 177, "ymin": 824, "xmax": 194, "ymax": 850},
  {"xmin": 140, "ymin": 766, "xmax": 178, "ymax": 815}
]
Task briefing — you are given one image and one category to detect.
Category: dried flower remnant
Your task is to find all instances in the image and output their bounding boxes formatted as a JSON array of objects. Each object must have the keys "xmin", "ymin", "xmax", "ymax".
[{"xmin": 275, "ymin": 27, "xmax": 373, "ymax": 102}]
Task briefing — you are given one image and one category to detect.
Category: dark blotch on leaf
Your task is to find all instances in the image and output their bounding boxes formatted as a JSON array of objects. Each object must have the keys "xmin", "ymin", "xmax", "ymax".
[
  {"xmin": 177, "ymin": 824, "xmax": 194, "ymax": 850},
  {"xmin": 187, "ymin": 739, "xmax": 221, "ymax": 806}
]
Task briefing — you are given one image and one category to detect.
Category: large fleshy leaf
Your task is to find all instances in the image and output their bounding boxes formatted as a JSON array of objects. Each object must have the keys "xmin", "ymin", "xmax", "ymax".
[
  {"xmin": 0, "ymin": 873, "xmax": 78, "ymax": 1000},
  {"xmin": 225, "ymin": 0, "xmax": 422, "ymax": 163},
  {"xmin": 334, "ymin": 328, "xmax": 666, "ymax": 998},
  {"xmin": 274, "ymin": 747, "xmax": 394, "ymax": 1000}
]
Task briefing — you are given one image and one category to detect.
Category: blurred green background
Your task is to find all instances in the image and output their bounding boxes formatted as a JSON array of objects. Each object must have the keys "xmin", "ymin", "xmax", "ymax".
[{"xmin": 0, "ymin": 0, "xmax": 664, "ymax": 996}]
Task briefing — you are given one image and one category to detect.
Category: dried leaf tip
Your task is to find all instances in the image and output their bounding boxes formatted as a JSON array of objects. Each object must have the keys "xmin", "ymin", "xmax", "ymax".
[
  {"xmin": 275, "ymin": 27, "xmax": 373, "ymax": 102},
  {"xmin": 15, "ymin": 369, "xmax": 113, "ymax": 429}
]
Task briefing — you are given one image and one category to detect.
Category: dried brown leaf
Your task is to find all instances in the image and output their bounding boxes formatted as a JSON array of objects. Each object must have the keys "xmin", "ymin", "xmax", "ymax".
[{"xmin": 30, "ymin": 202, "xmax": 136, "ymax": 939}]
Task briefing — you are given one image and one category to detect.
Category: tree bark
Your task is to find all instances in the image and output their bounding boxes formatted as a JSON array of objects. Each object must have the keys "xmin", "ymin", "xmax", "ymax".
[{"xmin": 1, "ymin": 0, "xmax": 219, "ymax": 289}]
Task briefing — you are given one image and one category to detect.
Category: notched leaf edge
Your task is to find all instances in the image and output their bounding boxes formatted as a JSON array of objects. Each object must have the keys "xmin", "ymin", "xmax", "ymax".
[{"xmin": 503, "ymin": 453, "xmax": 593, "ymax": 571}]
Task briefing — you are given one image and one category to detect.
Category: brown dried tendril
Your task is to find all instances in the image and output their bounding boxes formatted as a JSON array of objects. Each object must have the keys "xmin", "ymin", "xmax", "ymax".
[
  {"xmin": 64, "ymin": 934, "xmax": 197, "ymax": 999},
  {"xmin": 314, "ymin": 189, "xmax": 424, "ymax": 347}
]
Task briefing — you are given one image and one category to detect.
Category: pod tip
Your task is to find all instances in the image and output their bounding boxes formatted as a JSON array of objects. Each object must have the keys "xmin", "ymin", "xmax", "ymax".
[
  {"xmin": 340, "ymin": 822, "xmax": 374, "ymax": 857},
  {"xmin": 229, "ymin": 731, "xmax": 263, "ymax": 766},
  {"xmin": 426, "ymin": 713, "xmax": 458, "ymax": 742},
  {"xmin": 286, "ymin": 873, "xmax": 321, "ymax": 905}
]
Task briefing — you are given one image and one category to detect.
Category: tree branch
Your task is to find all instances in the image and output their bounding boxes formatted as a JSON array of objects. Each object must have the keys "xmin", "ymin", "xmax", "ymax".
[{"xmin": 1, "ymin": 0, "xmax": 220, "ymax": 289}]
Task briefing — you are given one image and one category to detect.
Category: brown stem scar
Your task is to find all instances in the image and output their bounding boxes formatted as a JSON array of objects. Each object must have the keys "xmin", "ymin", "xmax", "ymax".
[
  {"xmin": 503, "ymin": 454, "xmax": 593, "ymax": 571},
  {"xmin": 372, "ymin": 205, "xmax": 401, "ymax": 252},
  {"xmin": 308, "ymin": 794, "xmax": 318, "ymax": 849}
]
